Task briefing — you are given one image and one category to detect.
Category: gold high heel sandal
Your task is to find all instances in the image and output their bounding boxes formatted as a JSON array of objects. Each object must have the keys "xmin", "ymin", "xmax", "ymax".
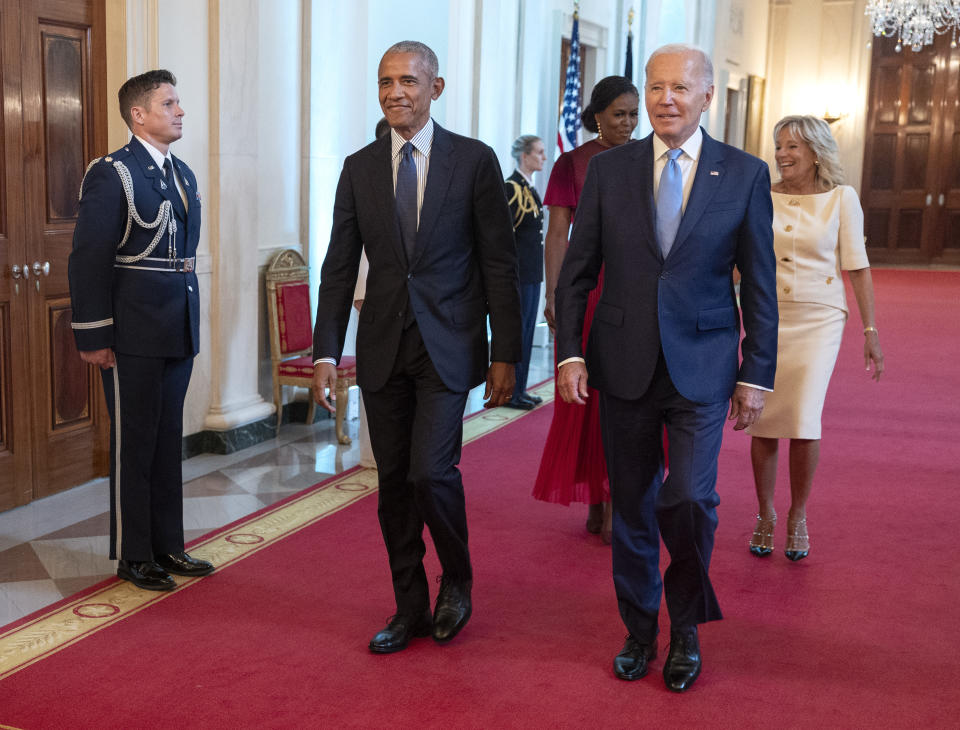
[
  {"xmin": 749, "ymin": 514, "xmax": 776, "ymax": 556},
  {"xmin": 785, "ymin": 518, "xmax": 809, "ymax": 561}
]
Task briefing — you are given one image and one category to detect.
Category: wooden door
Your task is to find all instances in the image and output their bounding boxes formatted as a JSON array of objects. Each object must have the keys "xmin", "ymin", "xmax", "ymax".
[
  {"xmin": 0, "ymin": 0, "xmax": 34, "ymax": 510},
  {"xmin": 0, "ymin": 0, "xmax": 108, "ymax": 510},
  {"xmin": 862, "ymin": 34, "xmax": 960, "ymax": 265}
]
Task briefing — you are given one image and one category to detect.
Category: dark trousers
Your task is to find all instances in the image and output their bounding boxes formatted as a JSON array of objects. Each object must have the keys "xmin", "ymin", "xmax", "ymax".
[
  {"xmin": 100, "ymin": 353, "xmax": 193, "ymax": 561},
  {"xmin": 361, "ymin": 323, "xmax": 471, "ymax": 618},
  {"xmin": 513, "ymin": 281, "xmax": 541, "ymax": 399},
  {"xmin": 599, "ymin": 352, "xmax": 726, "ymax": 642}
]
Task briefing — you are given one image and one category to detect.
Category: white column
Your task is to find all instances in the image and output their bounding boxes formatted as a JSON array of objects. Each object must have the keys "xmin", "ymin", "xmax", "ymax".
[{"xmin": 203, "ymin": 0, "xmax": 275, "ymax": 431}]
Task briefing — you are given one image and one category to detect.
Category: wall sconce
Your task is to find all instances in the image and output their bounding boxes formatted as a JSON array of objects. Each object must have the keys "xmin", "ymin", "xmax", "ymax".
[{"xmin": 822, "ymin": 88, "xmax": 852, "ymax": 124}]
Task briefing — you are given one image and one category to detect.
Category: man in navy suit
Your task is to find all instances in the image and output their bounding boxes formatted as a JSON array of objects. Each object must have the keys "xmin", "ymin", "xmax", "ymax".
[
  {"xmin": 312, "ymin": 41, "xmax": 521, "ymax": 653},
  {"xmin": 69, "ymin": 70, "xmax": 213, "ymax": 591},
  {"xmin": 555, "ymin": 44, "xmax": 778, "ymax": 691}
]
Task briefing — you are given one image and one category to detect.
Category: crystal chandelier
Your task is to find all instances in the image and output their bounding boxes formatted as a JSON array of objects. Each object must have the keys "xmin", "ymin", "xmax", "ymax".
[{"xmin": 865, "ymin": 0, "xmax": 960, "ymax": 52}]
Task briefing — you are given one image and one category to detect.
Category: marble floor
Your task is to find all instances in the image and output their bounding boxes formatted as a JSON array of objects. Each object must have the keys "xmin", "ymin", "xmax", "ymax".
[{"xmin": 0, "ymin": 340, "xmax": 554, "ymax": 628}]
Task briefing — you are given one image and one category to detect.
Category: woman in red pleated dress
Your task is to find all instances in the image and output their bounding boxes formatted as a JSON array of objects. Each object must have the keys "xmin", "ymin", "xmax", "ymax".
[{"xmin": 534, "ymin": 76, "xmax": 639, "ymax": 543}]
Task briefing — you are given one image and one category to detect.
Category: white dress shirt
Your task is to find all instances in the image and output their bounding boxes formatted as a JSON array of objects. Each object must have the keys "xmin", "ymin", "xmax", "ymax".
[{"xmin": 134, "ymin": 135, "xmax": 187, "ymax": 211}]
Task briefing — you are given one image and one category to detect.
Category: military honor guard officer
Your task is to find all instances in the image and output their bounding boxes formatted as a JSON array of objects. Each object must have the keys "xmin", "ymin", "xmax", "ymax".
[
  {"xmin": 68, "ymin": 69, "xmax": 214, "ymax": 591},
  {"xmin": 504, "ymin": 135, "xmax": 546, "ymax": 410}
]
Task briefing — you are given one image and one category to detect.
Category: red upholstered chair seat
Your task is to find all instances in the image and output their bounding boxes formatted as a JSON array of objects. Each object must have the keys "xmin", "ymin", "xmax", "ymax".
[
  {"xmin": 335, "ymin": 355, "xmax": 357, "ymax": 379},
  {"xmin": 278, "ymin": 355, "xmax": 356, "ymax": 379},
  {"xmin": 277, "ymin": 356, "xmax": 316, "ymax": 378}
]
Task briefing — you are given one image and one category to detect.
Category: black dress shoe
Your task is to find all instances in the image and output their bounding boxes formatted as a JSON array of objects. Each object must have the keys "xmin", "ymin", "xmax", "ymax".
[
  {"xmin": 117, "ymin": 560, "xmax": 176, "ymax": 591},
  {"xmin": 369, "ymin": 613, "xmax": 432, "ymax": 654},
  {"xmin": 433, "ymin": 577, "xmax": 472, "ymax": 643},
  {"xmin": 155, "ymin": 551, "xmax": 215, "ymax": 577},
  {"xmin": 663, "ymin": 626, "xmax": 702, "ymax": 692},
  {"xmin": 503, "ymin": 395, "xmax": 534, "ymax": 410},
  {"xmin": 522, "ymin": 392, "xmax": 543, "ymax": 404},
  {"xmin": 613, "ymin": 635, "xmax": 657, "ymax": 680}
]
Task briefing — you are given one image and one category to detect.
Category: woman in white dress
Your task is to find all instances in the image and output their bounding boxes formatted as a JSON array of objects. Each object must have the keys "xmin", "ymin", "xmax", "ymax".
[{"xmin": 747, "ymin": 116, "xmax": 884, "ymax": 560}]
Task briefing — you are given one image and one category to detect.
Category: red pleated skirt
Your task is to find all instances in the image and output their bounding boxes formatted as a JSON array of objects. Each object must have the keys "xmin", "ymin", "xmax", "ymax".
[{"xmin": 532, "ymin": 271, "xmax": 609, "ymax": 505}]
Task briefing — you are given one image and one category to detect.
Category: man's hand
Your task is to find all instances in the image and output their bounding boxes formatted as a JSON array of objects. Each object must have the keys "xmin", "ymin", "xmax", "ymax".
[
  {"xmin": 79, "ymin": 348, "xmax": 116, "ymax": 369},
  {"xmin": 483, "ymin": 361, "xmax": 515, "ymax": 408},
  {"xmin": 728, "ymin": 384, "xmax": 765, "ymax": 431},
  {"xmin": 311, "ymin": 362, "xmax": 338, "ymax": 413},
  {"xmin": 557, "ymin": 361, "xmax": 589, "ymax": 405}
]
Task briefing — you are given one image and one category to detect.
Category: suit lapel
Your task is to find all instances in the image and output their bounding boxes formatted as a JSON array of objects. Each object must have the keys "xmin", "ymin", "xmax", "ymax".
[
  {"xmin": 630, "ymin": 136, "xmax": 661, "ymax": 260},
  {"xmin": 413, "ymin": 124, "xmax": 455, "ymax": 266},
  {"xmin": 670, "ymin": 130, "xmax": 725, "ymax": 257},
  {"xmin": 365, "ymin": 136, "xmax": 407, "ymax": 269}
]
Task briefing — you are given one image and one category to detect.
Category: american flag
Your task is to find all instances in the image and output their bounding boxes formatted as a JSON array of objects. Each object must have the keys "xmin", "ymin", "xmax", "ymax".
[{"xmin": 556, "ymin": 14, "xmax": 582, "ymax": 156}]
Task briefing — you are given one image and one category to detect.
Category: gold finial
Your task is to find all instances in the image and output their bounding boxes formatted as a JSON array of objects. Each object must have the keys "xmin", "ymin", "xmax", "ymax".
[
  {"xmin": 628, "ymin": 7, "xmax": 635, "ymax": 29},
  {"xmin": 573, "ymin": 0, "xmax": 579, "ymax": 20}
]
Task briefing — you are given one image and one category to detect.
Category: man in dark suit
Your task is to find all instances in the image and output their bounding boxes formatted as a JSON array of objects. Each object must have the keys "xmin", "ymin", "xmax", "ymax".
[
  {"xmin": 311, "ymin": 41, "xmax": 521, "ymax": 654},
  {"xmin": 68, "ymin": 70, "xmax": 214, "ymax": 591},
  {"xmin": 555, "ymin": 44, "xmax": 778, "ymax": 691}
]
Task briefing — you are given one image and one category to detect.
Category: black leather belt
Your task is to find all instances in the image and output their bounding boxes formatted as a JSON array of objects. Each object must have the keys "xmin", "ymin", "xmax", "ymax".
[{"xmin": 115, "ymin": 256, "xmax": 196, "ymax": 272}]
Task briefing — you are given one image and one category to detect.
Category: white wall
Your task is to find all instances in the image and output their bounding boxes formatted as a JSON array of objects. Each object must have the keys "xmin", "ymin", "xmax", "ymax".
[
  {"xmin": 708, "ymin": 0, "xmax": 768, "ymax": 144},
  {"xmin": 764, "ymin": 0, "xmax": 872, "ymax": 193}
]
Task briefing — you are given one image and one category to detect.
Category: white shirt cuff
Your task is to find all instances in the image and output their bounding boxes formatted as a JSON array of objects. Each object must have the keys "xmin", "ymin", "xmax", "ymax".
[
  {"xmin": 558, "ymin": 356, "xmax": 585, "ymax": 368},
  {"xmin": 314, "ymin": 357, "xmax": 337, "ymax": 366},
  {"xmin": 736, "ymin": 381, "xmax": 772, "ymax": 392}
]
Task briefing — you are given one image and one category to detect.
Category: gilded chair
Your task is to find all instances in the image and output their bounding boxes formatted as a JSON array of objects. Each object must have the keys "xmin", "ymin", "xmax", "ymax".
[{"xmin": 265, "ymin": 249, "xmax": 356, "ymax": 443}]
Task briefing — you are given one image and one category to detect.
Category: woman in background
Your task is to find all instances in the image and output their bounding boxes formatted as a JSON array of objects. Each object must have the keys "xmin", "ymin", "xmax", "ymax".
[
  {"xmin": 533, "ymin": 76, "xmax": 639, "ymax": 543},
  {"xmin": 504, "ymin": 135, "xmax": 546, "ymax": 410},
  {"xmin": 748, "ymin": 115, "xmax": 884, "ymax": 561}
]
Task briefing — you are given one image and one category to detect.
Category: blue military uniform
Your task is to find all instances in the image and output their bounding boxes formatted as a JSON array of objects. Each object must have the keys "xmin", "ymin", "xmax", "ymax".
[
  {"xmin": 68, "ymin": 135, "xmax": 201, "ymax": 562},
  {"xmin": 504, "ymin": 170, "xmax": 543, "ymax": 402}
]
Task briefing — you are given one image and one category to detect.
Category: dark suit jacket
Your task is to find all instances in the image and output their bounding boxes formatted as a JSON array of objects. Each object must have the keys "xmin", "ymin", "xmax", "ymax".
[
  {"xmin": 556, "ymin": 130, "xmax": 777, "ymax": 404},
  {"xmin": 69, "ymin": 136, "xmax": 201, "ymax": 359},
  {"xmin": 312, "ymin": 122, "xmax": 522, "ymax": 392},
  {"xmin": 504, "ymin": 171, "xmax": 544, "ymax": 285}
]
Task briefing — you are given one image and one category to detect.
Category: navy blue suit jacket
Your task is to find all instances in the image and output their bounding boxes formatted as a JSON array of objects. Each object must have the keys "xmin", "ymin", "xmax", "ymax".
[
  {"xmin": 555, "ymin": 130, "xmax": 778, "ymax": 404},
  {"xmin": 312, "ymin": 123, "xmax": 521, "ymax": 393},
  {"xmin": 69, "ymin": 136, "xmax": 201, "ymax": 359}
]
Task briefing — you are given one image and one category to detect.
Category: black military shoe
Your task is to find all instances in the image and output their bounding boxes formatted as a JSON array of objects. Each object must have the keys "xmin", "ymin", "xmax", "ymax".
[
  {"xmin": 117, "ymin": 560, "xmax": 176, "ymax": 591},
  {"xmin": 155, "ymin": 551, "xmax": 215, "ymax": 576}
]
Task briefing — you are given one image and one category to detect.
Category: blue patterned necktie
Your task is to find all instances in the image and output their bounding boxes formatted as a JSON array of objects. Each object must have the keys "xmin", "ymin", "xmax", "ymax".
[
  {"xmin": 656, "ymin": 148, "xmax": 684, "ymax": 258},
  {"xmin": 396, "ymin": 142, "xmax": 417, "ymax": 262}
]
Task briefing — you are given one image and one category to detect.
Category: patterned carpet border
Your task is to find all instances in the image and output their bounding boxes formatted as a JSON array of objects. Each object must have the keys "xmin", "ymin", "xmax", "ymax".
[{"xmin": 0, "ymin": 380, "xmax": 554, "ymax": 680}]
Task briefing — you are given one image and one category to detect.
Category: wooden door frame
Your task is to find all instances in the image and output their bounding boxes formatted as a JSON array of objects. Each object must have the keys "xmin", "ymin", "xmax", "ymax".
[
  {"xmin": 20, "ymin": 0, "xmax": 109, "ymax": 501},
  {"xmin": 0, "ymin": 0, "xmax": 35, "ymax": 510}
]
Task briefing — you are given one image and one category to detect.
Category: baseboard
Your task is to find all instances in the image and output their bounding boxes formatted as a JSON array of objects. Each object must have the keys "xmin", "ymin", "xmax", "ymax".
[{"xmin": 182, "ymin": 402, "xmax": 328, "ymax": 458}]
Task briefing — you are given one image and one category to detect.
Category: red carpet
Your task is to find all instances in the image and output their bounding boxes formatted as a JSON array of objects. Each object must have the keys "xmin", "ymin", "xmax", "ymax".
[{"xmin": 1, "ymin": 269, "xmax": 958, "ymax": 728}]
